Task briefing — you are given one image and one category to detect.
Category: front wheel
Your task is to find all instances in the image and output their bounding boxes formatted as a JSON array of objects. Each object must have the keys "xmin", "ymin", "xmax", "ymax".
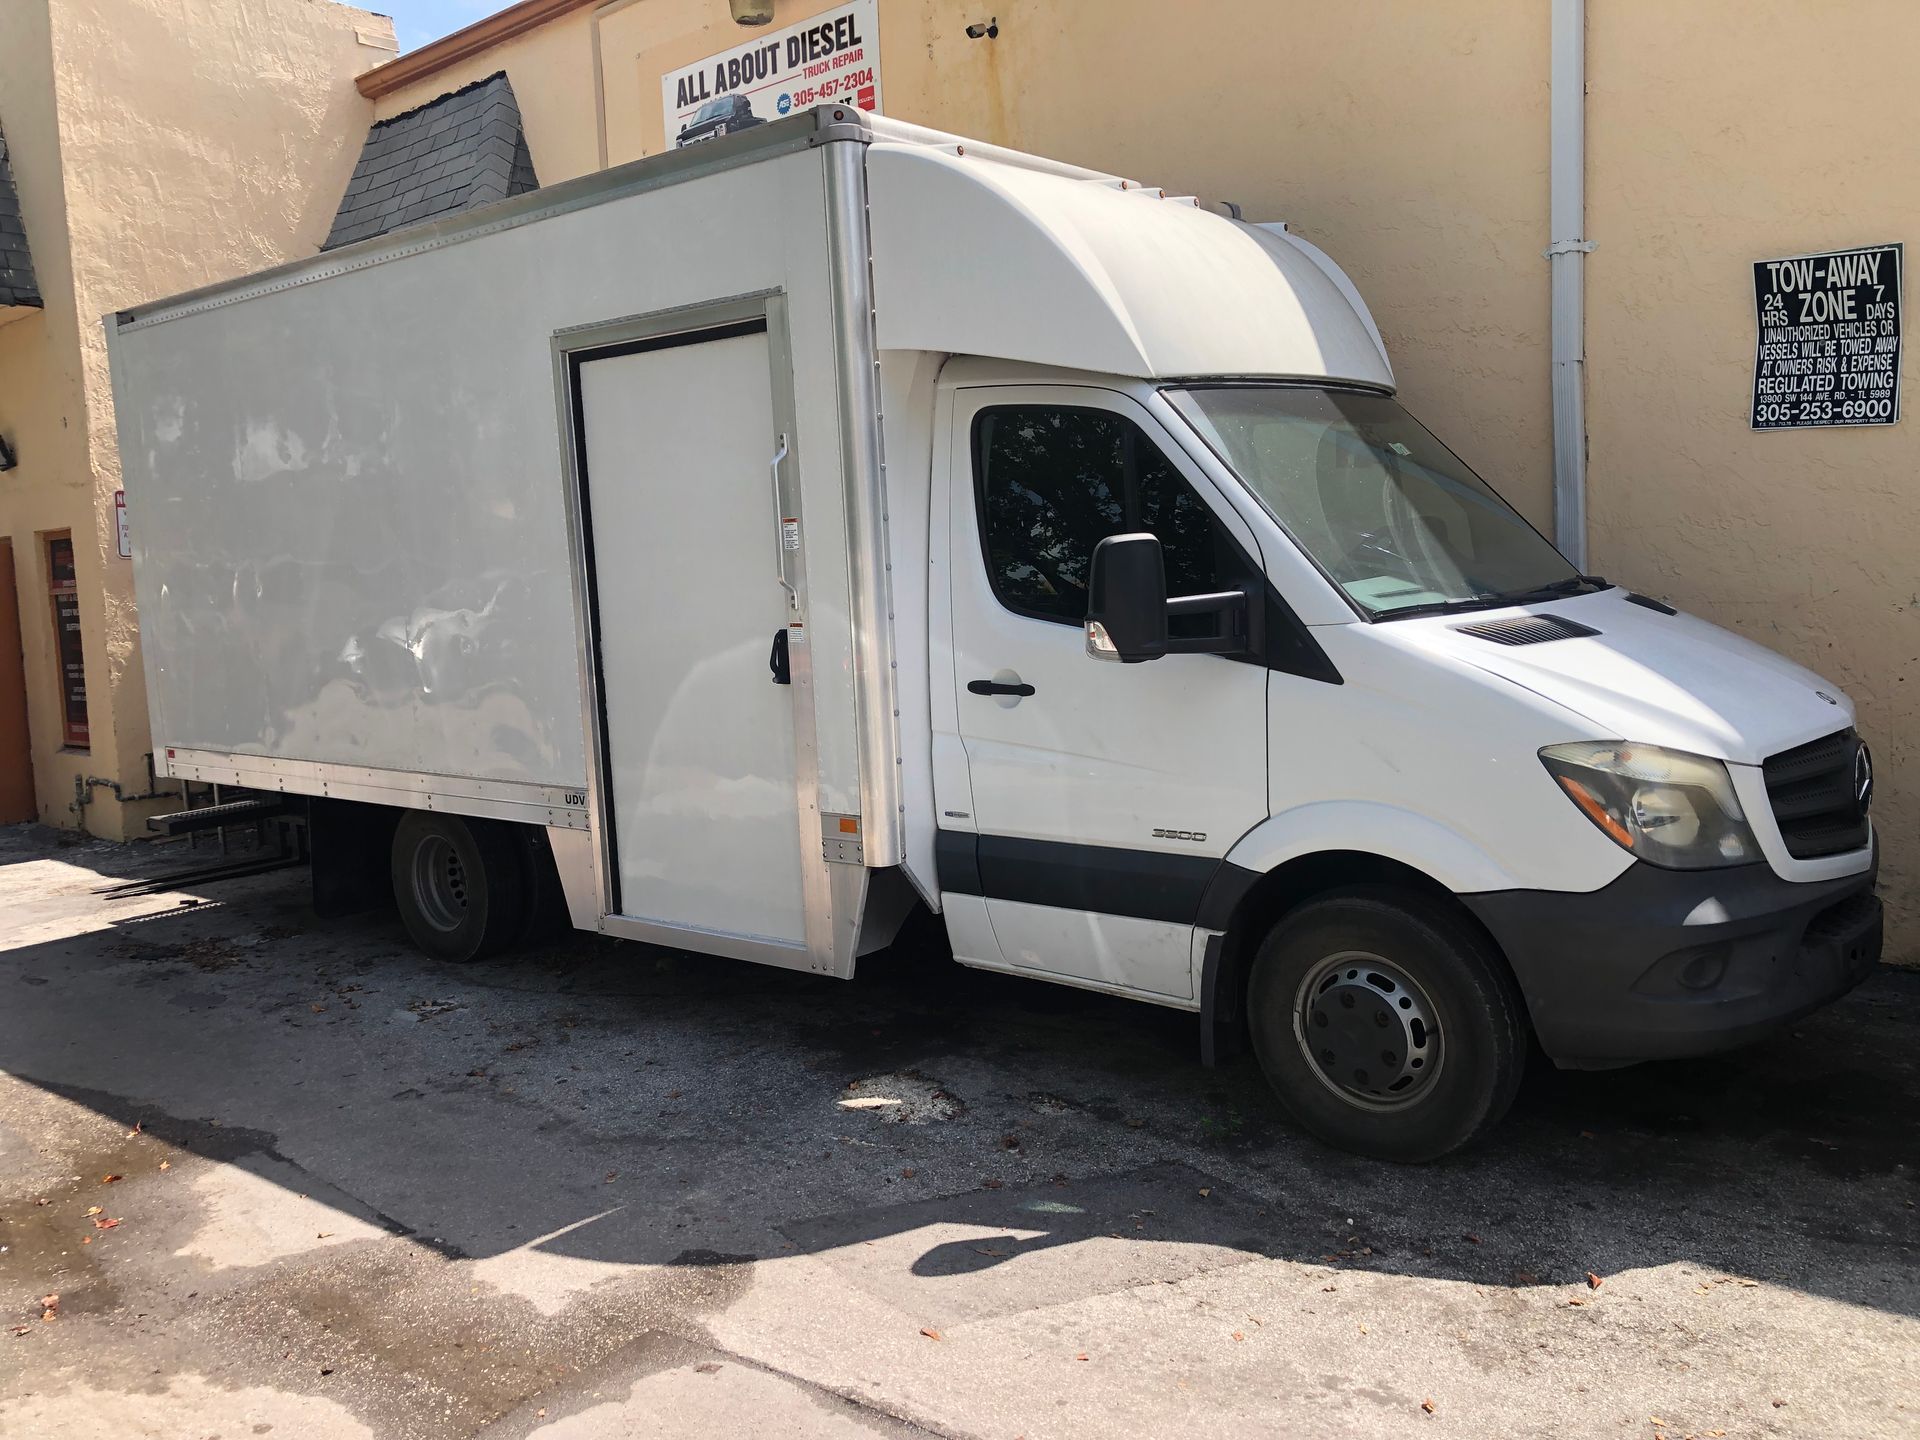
[{"xmin": 1246, "ymin": 888, "xmax": 1527, "ymax": 1162}]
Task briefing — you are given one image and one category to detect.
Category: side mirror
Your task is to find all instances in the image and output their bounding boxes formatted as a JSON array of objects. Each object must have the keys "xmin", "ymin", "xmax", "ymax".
[{"xmin": 1086, "ymin": 533, "xmax": 1169, "ymax": 663}]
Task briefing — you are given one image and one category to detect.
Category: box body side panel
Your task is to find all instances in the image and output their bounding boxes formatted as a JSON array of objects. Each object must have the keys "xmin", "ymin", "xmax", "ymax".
[{"xmin": 112, "ymin": 149, "xmax": 843, "ymax": 794}]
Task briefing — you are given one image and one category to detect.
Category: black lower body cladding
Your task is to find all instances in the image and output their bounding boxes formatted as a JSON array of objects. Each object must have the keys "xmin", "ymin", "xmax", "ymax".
[{"xmin": 1466, "ymin": 846, "xmax": 1882, "ymax": 1069}]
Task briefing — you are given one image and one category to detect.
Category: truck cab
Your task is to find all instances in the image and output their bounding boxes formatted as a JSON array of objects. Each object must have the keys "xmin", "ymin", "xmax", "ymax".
[{"xmin": 915, "ymin": 359, "xmax": 1878, "ymax": 1160}]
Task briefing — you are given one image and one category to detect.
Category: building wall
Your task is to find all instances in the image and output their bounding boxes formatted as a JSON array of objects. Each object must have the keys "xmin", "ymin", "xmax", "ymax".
[
  {"xmin": 0, "ymin": 0, "xmax": 393, "ymax": 838},
  {"xmin": 0, "ymin": 0, "xmax": 94, "ymax": 827},
  {"xmin": 1585, "ymin": 0, "xmax": 1920, "ymax": 942}
]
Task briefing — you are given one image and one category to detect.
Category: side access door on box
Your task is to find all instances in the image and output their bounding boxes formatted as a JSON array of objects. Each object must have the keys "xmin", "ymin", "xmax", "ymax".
[
  {"xmin": 564, "ymin": 297, "xmax": 855, "ymax": 974},
  {"xmin": 933, "ymin": 384, "xmax": 1272, "ymax": 1003}
]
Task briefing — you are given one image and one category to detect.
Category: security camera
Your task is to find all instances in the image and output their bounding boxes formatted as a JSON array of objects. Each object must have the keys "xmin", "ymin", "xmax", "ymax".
[{"xmin": 964, "ymin": 18, "xmax": 998, "ymax": 39}]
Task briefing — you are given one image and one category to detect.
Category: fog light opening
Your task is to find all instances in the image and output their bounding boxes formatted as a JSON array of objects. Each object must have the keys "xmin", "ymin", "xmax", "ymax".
[{"xmin": 1677, "ymin": 946, "xmax": 1731, "ymax": 992}]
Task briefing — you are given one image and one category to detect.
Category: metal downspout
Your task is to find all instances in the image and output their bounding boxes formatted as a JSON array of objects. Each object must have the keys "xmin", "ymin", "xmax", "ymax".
[{"xmin": 1549, "ymin": 0, "xmax": 1592, "ymax": 567}]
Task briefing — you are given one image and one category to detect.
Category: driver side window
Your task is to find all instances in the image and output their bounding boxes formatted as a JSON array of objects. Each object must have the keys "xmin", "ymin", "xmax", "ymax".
[{"xmin": 973, "ymin": 404, "xmax": 1242, "ymax": 626}]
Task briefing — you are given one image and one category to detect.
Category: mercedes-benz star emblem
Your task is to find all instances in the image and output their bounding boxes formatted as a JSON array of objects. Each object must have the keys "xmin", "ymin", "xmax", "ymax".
[{"xmin": 1855, "ymin": 743, "xmax": 1874, "ymax": 811}]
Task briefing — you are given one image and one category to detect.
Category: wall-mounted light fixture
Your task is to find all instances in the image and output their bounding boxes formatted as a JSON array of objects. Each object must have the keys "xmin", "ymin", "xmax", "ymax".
[
  {"xmin": 0, "ymin": 434, "xmax": 16, "ymax": 472},
  {"xmin": 965, "ymin": 16, "xmax": 999, "ymax": 39},
  {"xmin": 729, "ymin": 0, "xmax": 775, "ymax": 24}
]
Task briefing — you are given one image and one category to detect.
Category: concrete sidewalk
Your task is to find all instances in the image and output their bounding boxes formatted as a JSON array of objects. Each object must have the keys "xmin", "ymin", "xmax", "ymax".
[{"xmin": 1, "ymin": 824, "xmax": 1915, "ymax": 1439}]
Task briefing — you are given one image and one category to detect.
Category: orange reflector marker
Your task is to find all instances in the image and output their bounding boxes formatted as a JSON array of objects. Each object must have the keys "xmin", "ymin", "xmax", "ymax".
[
  {"xmin": 838, "ymin": 817, "xmax": 859, "ymax": 834},
  {"xmin": 1556, "ymin": 775, "xmax": 1632, "ymax": 848}
]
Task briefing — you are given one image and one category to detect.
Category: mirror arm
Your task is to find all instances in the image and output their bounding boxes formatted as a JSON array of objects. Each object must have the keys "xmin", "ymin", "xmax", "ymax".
[
  {"xmin": 1165, "ymin": 590, "xmax": 1248, "ymax": 618},
  {"xmin": 1163, "ymin": 586, "xmax": 1262, "ymax": 657}
]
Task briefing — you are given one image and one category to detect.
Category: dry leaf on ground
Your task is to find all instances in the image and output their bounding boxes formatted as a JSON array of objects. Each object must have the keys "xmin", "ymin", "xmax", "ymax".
[
  {"xmin": 1586, "ymin": 1272, "xmax": 1604, "ymax": 1289},
  {"xmin": 919, "ymin": 1327, "xmax": 942, "ymax": 1341}
]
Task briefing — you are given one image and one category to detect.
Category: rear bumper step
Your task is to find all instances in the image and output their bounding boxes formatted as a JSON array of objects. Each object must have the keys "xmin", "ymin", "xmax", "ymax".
[{"xmin": 146, "ymin": 794, "xmax": 291, "ymax": 837}]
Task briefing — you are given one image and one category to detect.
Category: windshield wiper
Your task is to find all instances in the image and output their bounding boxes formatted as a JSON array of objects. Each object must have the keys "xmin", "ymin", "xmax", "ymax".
[
  {"xmin": 1371, "ymin": 575, "xmax": 1611, "ymax": 621},
  {"xmin": 1480, "ymin": 573, "xmax": 1612, "ymax": 606},
  {"xmin": 1371, "ymin": 595, "xmax": 1516, "ymax": 621}
]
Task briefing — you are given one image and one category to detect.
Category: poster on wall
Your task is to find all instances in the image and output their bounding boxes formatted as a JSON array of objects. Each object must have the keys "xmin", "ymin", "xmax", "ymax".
[
  {"xmin": 662, "ymin": 0, "xmax": 880, "ymax": 150},
  {"xmin": 1751, "ymin": 243, "xmax": 1902, "ymax": 430}
]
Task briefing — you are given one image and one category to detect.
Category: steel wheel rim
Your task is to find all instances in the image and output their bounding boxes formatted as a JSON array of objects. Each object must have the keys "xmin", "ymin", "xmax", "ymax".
[
  {"xmin": 409, "ymin": 833, "xmax": 470, "ymax": 933},
  {"xmin": 1292, "ymin": 949, "xmax": 1444, "ymax": 1110}
]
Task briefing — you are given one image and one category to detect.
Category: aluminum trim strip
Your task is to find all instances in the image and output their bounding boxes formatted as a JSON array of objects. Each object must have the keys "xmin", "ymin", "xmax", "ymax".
[
  {"xmin": 157, "ymin": 748, "xmax": 590, "ymax": 829},
  {"xmin": 598, "ymin": 911, "xmax": 812, "ymax": 970},
  {"xmin": 823, "ymin": 138, "xmax": 904, "ymax": 866},
  {"xmin": 112, "ymin": 109, "xmax": 874, "ymax": 333}
]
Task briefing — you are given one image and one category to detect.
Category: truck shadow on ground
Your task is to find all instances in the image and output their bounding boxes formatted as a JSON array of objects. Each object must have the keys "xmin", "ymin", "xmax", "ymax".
[{"xmin": 3, "ymin": 852, "xmax": 1917, "ymax": 1332}]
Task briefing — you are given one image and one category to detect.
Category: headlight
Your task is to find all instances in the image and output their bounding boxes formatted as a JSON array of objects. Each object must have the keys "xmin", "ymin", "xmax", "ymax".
[{"xmin": 1539, "ymin": 742, "xmax": 1759, "ymax": 869}]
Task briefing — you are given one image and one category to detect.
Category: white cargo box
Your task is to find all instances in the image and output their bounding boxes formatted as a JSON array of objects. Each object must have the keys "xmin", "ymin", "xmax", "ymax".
[{"xmin": 109, "ymin": 105, "xmax": 1391, "ymax": 979}]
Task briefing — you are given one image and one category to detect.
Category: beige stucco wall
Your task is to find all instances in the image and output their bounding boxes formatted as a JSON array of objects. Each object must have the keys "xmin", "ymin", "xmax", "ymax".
[
  {"xmin": 0, "ymin": 0, "xmax": 392, "ymax": 838},
  {"xmin": 1585, "ymin": 0, "xmax": 1920, "ymax": 947},
  {"xmin": 0, "ymin": 0, "xmax": 96, "ymax": 828}
]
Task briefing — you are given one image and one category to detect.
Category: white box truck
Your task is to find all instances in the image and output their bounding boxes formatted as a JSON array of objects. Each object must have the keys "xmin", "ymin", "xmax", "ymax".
[{"xmin": 108, "ymin": 107, "xmax": 1882, "ymax": 1160}]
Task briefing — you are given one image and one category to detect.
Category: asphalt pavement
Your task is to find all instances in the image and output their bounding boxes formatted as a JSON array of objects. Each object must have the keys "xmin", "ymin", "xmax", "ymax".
[{"xmin": 1, "ymin": 824, "xmax": 1915, "ymax": 1439}]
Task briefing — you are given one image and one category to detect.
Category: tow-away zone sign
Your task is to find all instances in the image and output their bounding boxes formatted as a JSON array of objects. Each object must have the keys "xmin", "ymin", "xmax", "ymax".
[{"xmin": 1752, "ymin": 243, "xmax": 1902, "ymax": 430}]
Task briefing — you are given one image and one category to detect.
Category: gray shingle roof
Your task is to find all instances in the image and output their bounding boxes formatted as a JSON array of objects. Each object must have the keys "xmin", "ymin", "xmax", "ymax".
[
  {"xmin": 0, "ymin": 121, "xmax": 42, "ymax": 309},
  {"xmin": 323, "ymin": 71, "xmax": 539, "ymax": 252}
]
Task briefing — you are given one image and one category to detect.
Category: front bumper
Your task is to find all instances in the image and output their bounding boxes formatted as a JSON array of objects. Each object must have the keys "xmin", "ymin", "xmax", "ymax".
[{"xmin": 1464, "ymin": 848, "xmax": 1881, "ymax": 1069}]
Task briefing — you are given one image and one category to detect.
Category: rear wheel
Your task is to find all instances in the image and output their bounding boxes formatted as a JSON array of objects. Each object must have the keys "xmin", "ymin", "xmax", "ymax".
[
  {"xmin": 391, "ymin": 812, "xmax": 529, "ymax": 962},
  {"xmin": 1246, "ymin": 888, "xmax": 1526, "ymax": 1162}
]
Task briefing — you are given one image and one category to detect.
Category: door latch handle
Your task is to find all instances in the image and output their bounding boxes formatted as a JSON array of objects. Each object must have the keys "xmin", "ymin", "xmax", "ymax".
[
  {"xmin": 967, "ymin": 679, "xmax": 1035, "ymax": 697},
  {"xmin": 769, "ymin": 433, "xmax": 794, "ymax": 602},
  {"xmin": 769, "ymin": 627, "xmax": 792, "ymax": 685}
]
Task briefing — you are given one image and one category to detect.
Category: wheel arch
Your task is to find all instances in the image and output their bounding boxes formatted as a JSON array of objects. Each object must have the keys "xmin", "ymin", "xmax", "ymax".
[{"xmin": 1197, "ymin": 847, "xmax": 1520, "ymax": 1066}]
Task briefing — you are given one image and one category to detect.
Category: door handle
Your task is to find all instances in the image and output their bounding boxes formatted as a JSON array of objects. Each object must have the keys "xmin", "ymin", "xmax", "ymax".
[
  {"xmin": 967, "ymin": 679, "xmax": 1035, "ymax": 697},
  {"xmin": 769, "ymin": 627, "xmax": 792, "ymax": 685}
]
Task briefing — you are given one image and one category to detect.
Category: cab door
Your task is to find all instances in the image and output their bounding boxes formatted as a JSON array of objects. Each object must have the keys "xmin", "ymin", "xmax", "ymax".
[{"xmin": 936, "ymin": 385, "xmax": 1270, "ymax": 1001}]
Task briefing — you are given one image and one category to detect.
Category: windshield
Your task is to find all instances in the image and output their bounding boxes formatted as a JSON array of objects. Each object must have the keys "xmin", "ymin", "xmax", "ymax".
[{"xmin": 1167, "ymin": 386, "xmax": 1583, "ymax": 618}]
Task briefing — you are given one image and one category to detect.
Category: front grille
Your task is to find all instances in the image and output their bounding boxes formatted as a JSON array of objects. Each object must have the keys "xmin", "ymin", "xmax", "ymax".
[
  {"xmin": 1763, "ymin": 728, "xmax": 1870, "ymax": 859},
  {"xmin": 1452, "ymin": 613, "xmax": 1600, "ymax": 646}
]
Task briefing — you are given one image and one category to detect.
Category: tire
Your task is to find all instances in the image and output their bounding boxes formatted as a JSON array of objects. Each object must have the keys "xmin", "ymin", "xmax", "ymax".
[
  {"xmin": 1246, "ymin": 887, "xmax": 1527, "ymax": 1163},
  {"xmin": 390, "ymin": 811, "xmax": 530, "ymax": 963}
]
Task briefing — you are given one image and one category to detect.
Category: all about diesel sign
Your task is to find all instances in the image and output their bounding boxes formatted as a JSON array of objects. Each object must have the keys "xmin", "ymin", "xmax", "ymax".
[{"xmin": 664, "ymin": 0, "xmax": 880, "ymax": 149}]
